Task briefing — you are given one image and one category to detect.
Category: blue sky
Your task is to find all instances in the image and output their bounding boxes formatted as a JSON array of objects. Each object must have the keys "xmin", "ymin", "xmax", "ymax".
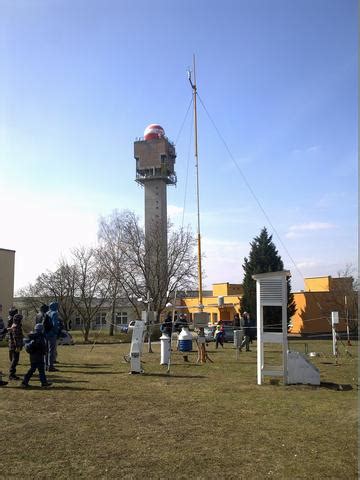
[{"xmin": 0, "ymin": 0, "xmax": 357, "ymax": 292}]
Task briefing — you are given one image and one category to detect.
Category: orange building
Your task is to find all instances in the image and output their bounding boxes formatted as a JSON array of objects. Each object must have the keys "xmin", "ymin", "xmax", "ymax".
[
  {"xmin": 178, "ymin": 276, "xmax": 355, "ymax": 335},
  {"xmin": 179, "ymin": 283, "xmax": 242, "ymax": 325},
  {"xmin": 289, "ymin": 276, "xmax": 354, "ymax": 335}
]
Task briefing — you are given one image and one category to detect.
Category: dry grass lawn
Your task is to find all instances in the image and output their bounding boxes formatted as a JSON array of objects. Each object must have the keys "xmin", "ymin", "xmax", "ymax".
[{"xmin": 0, "ymin": 338, "xmax": 358, "ymax": 479}]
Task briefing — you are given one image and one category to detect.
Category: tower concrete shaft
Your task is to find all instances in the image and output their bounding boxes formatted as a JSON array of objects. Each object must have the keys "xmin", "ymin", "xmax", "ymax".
[{"xmin": 134, "ymin": 134, "xmax": 177, "ymax": 297}]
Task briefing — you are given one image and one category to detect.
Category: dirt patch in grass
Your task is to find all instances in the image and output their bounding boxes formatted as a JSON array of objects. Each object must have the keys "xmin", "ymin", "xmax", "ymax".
[{"xmin": 0, "ymin": 340, "xmax": 358, "ymax": 479}]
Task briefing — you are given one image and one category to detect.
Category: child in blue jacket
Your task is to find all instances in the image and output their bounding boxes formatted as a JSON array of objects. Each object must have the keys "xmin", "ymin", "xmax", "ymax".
[{"xmin": 21, "ymin": 323, "xmax": 52, "ymax": 388}]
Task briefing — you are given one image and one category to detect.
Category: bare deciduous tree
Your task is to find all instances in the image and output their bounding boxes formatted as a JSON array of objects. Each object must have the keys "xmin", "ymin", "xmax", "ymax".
[
  {"xmin": 16, "ymin": 283, "xmax": 44, "ymax": 314},
  {"xmin": 35, "ymin": 259, "xmax": 77, "ymax": 329},
  {"xmin": 98, "ymin": 209, "xmax": 198, "ymax": 318},
  {"xmin": 16, "ymin": 259, "xmax": 77, "ymax": 329},
  {"xmin": 71, "ymin": 247, "xmax": 111, "ymax": 342},
  {"xmin": 335, "ymin": 264, "xmax": 359, "ymax": 334}
]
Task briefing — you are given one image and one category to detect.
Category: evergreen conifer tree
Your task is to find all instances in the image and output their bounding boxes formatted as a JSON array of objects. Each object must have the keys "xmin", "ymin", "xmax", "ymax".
[{"xmin": 241, "ymin": 227, "xmax": 296, "ymax": 330}]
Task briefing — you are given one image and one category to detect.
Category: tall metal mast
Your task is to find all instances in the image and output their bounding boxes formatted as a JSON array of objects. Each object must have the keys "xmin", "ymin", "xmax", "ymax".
[{"xmin": 188, "ymin": 54, "xmax": 203, "ymax": 309}]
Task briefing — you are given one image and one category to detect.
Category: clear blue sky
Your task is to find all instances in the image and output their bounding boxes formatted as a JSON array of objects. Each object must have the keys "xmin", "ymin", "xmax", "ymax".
[{"xmin": 0, "ymin": 0, "xmax": 357, "ymax": 292}]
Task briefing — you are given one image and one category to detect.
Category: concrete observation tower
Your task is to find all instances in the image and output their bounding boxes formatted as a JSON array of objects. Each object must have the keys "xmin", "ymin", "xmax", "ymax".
[{"xmin": 134, "ymin": 124, "xmax": 177, "ymax": 292}]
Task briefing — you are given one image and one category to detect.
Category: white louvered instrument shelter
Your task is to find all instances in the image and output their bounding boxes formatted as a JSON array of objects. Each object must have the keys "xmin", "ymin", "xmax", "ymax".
[{"xmin": 252, "ymin": 271, "xmax": 290, "ymax": 385}]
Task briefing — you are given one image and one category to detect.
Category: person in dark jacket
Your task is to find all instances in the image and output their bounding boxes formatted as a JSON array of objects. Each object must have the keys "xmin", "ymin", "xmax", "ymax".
[
  {"xmin": 7, "ymin": 306, "xmax": 18, "ymax": 329},
  {"xmin": 160, "ymin": 313, "xmax": 173, "ymax": 338},
  {"xmin": 0, "ymin": 304, "xmax": 8, "ymax": 386},
  {"xmin": 35, "ymin": 303, "xmax": 49, "ymax": 326},
  {"xmin": 21, "ymin": 323, "xmax": 52, "ymax": 388},
  {"xmin": 0, "ymin": 304, "xmax": 6, "ymax": 341},
  {"xmin": 45, "ymin": 302, "xmax": 60, "ymax": 372},
  {"xmin": 174, "ymin": 314, "xmax": 188, "ymax": 333},
  {"xmin": 0, "ymin": 318, "xmax": 6, "ymax": 341},
  {"xmin": 240, "ymin": 312, "xmax": 252, "ymax": 352},
  {"xmin": 214, "ymin": 321, "xmax": 225, "ymax": 349},
  {"xmin": 8, "ymin": 313, "xmax": 24, "ymax": 380},
  {"xmin": 233, "ymin": 313, "xmax": 241, "ymax": 327}
]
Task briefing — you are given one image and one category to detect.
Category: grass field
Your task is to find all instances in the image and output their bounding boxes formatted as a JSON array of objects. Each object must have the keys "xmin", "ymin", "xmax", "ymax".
[{"xmin": 0, "ymin": 338, "xmax": 358, "ymax": 479}]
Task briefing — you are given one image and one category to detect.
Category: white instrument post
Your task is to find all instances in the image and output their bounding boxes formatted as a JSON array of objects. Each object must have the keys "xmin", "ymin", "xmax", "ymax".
[{"xmin": 129, "ymin": 320, "xmax": 146, "ymax": 374}]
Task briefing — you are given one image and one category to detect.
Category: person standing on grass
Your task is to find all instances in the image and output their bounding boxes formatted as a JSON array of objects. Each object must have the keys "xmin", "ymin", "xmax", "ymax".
[
  {"xmin": 0, "ymin": 304, "xmax": 6, "ymax": 342},
  {"xmin": 7, "ymin": 306, "xmax": 18, "ymax": 329},
  {"xmin": 45, "ymin": 302, "xmax": 60, "ymax": 372},
  {"xmin": 240, "ymin": 312, "xmax": 251, "ymax": 352},
  {"xmin": 35, "ymin": 303, "xmax": 49, "ymax": 327},
  {"xmin": 0, "ymin": 304, "xmax": 8, "ymax": 387},
  {"xmin": 21, "ymin": 323, "xmax": 52, "ymax": 388},
  {"xmin": 214, "ymin": 321, "xmax": 225, "ymax": 349},
  {"xmin": 174, "ymin": 313, "xmax": 188, "ymax": 334},
  {"xmin": 160, "ymin": 312, "xmax": 173, "ymax": 338},
  {"xmin": 8, "ymin": 313, "xmax": 24, "ymax": 380},
  {"xmin": 0, "ymin": 313, "xmax": 7, "ymax": 385},
  {"xmin": 38, "ymin": 304, "xmax": 61, "ymax": 364}
]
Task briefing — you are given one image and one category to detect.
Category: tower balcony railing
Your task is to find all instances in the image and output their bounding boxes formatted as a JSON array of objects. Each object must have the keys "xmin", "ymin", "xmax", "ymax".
[
  {"xmin": 135, "ymin": 170, "xmax": 177, "ymax": 185},
  {"xmin": 134, "ymin": 136, "xmax": 176, "ymax": 148}
]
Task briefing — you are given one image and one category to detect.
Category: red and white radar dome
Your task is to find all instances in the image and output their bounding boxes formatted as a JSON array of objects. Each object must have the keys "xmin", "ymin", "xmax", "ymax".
[{"xmin": 144, "ymin": 124, "xmax": 165, "ymax": 141}]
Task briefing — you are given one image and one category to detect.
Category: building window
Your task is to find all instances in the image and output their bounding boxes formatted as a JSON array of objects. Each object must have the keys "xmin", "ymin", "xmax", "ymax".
[
  {"xmin": 212, "ymin": 313, "xmax": 218, "ymax": 323},
  {"xmin": 95, "ymin": 313, "xmax": 107, "ymax": 325},
  {"xmin": 116, "ymin": 312, "xmax": 128, "ymax": 325}
]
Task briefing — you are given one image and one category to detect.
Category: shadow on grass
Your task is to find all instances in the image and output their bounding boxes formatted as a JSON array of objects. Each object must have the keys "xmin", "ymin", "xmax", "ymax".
[
  {"xmin": 319, "ymin": 382, "xmax": 353, "ymax": 391},
  {"xmin": 57, "ymin": 370, "xmax": 119, "ymax": 375},
  {"xmin": 23, "ymin": 385, "xmax": 110, "ymax": 392},
  {"xmin": 5, "ymin": 384, "xmax": 109, "ymax": 392},
  {"xmin": 59, "ymin": 363, "xmax": 112, "ymax": 368},
  {"xmin": 233, "ymin": 358, "xmax": 257, "ymax": 364},
  {"xmin": 164, "ymin": 362, "xmax": 203, "ymax": 367},
  {"xmin": 49, "ymin": 378, "xmax": 89, "ymax": 384},
  {"xmin": 50, "ymin": 385, "xmax": 110, "ymax": 392},
  {"xmin": 142, "ymin": 372, "xmax": 206, "ymax": 379}
]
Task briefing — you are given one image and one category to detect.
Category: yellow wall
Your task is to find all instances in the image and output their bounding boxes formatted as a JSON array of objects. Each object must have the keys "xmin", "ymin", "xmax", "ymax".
[
  {"xmin": 180, "ymin": 284, "xmax": 241, "ymax": 324},
  {"xmin": 289, "ymin": 291, "xmax": 347, "ymax": 334},
  {"xmin": 305, "ymin": 276, "xmax": 352, "ymax": 293},
  {"xmin": 288, "ymin": 276, "xmax": 353, "ymax": 334},
  {"xmin": 212, "ymin": 283, "xmax": 243, "ymax": 296},
  {"xmin": 304, "ymin": 276, "xmax": 331, "ymax": 292}
]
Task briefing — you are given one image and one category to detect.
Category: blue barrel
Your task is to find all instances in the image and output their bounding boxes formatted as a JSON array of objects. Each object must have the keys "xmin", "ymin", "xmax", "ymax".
[{"xmin": 178, "ymin": 327, "xmax": 193, "ymax": 352}]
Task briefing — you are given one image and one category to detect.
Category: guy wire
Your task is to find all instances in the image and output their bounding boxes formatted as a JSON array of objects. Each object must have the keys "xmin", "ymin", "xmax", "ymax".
[
  {"xmin": 195, "ymin": 93, "xmax": 353, "ymax": 324},
  {"xmin": 197, "ymin": 93, "xmax": 305, "ymax": 284}
]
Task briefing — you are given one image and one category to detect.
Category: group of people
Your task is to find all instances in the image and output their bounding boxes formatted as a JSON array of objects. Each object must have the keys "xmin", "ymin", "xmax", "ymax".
[
  {"xmin": 0, "ymin": 301, "xmax": 62, "ymax": 388},
  {"xmin": 214, "ymin": 312, "xmax": 254, "ymax": 350},
  {"xmin": 159, "ymin": 310, "xmax": 254, "ymax": 352},
  {"xmin": 160, "ymin": 312, "xmax": 188, "ymax": 338}
]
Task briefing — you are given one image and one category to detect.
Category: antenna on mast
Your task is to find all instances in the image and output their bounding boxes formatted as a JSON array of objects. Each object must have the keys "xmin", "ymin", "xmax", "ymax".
[{"xmin": 187, "ymin": 68, "xmax": 193, "ymax": 87}]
